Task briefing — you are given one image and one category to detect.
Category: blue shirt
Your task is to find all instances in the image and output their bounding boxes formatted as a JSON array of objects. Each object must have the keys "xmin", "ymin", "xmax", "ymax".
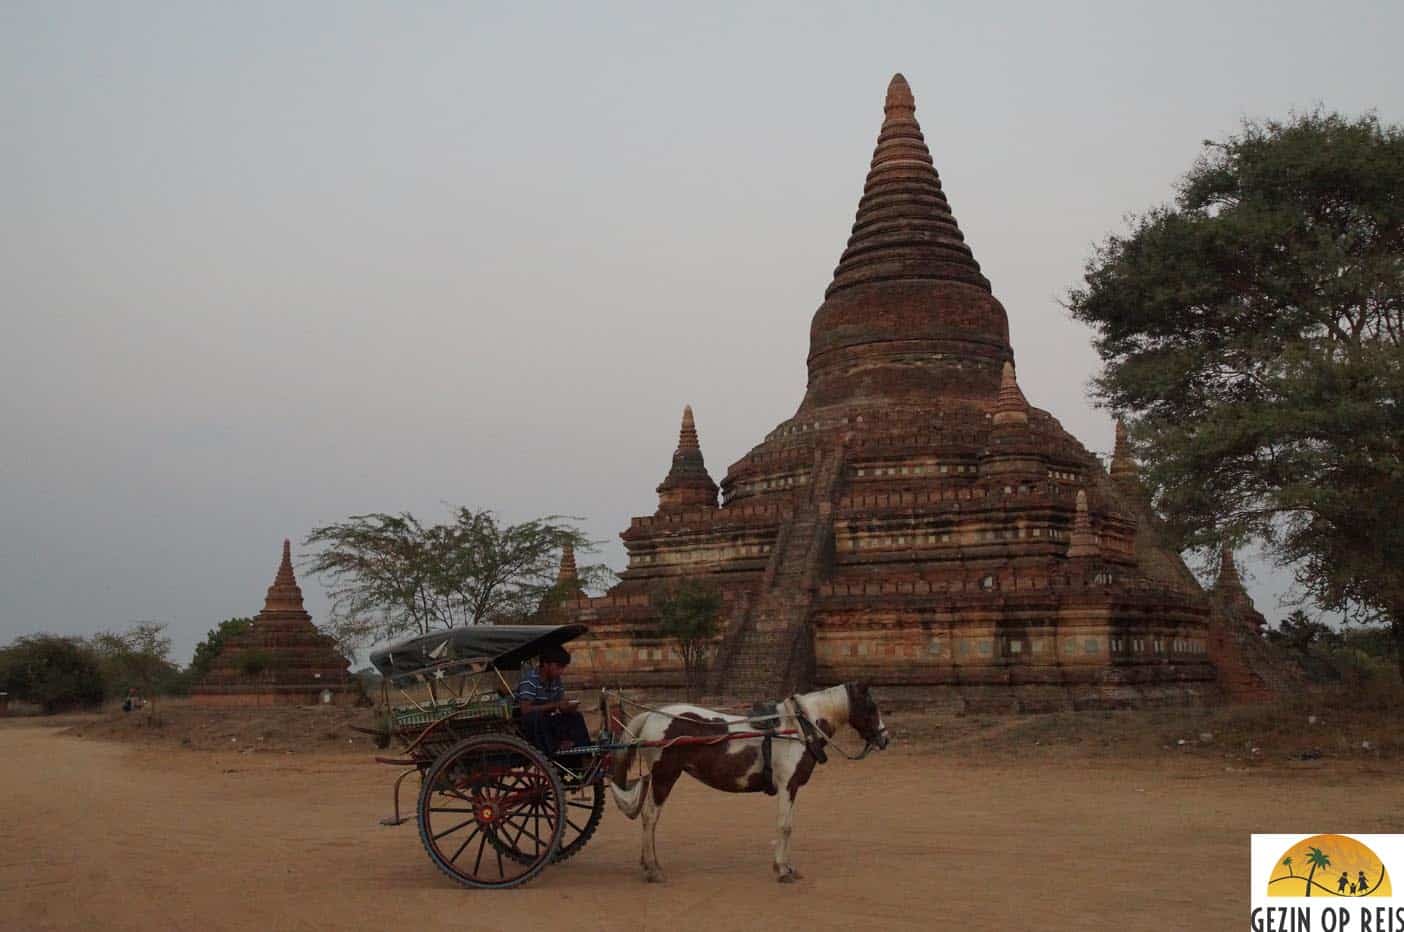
[{"xmin": 515, "ymin": 667, "xmax": 564, "ymax": 705}]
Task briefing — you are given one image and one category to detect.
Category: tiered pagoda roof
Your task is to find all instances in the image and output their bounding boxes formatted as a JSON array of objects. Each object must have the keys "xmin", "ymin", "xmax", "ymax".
[
  {"xmin": 803, "ymin": 73, "xmax": 1011, "ymax": 412},
  {"xmin": 192, "ymin": 540, "xmax": 354, "ymax": 706}
]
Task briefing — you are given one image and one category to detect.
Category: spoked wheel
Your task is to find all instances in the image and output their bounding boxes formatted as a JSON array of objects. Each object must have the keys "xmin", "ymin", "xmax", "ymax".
[
  {"xmin": 555, "ymin": 780, "xmax": 606, "ymax": 862},
  {"xmin": 416, "ymin": 735, "xmax": 564, "ymax": 889},
  {"xmin": 491, "ymin": 777, "xmax": 605, "ymax": 865}
]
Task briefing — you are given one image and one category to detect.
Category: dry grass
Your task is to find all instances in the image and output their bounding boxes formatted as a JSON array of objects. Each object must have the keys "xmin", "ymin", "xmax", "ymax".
[
  {"xmin": 62, "ymin": 697, "xmax": 378, "ymax": 753},
  {"xmin": 886, "ymin": 685, "xmax": 1403, "ymax": 767}
]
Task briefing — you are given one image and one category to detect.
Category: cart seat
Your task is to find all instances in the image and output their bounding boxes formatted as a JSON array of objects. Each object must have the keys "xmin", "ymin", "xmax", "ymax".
[{"xmin": 391, "ymin": 695, "xmax": 515, "ymax": 730}]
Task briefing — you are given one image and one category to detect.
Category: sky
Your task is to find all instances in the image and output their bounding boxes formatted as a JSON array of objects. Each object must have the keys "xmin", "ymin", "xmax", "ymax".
[{"xmin": 3, "ymin": 1, "xmax": 1401, "ymax": 664}]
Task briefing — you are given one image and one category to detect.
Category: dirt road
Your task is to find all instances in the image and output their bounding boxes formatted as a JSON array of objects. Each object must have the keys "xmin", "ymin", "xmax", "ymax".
[{"xmin": 2, "ymin": 719, "xmax": 1398, "ymax": 931}]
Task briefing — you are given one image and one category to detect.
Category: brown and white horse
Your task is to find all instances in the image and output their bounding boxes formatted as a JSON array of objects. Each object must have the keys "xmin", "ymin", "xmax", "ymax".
[{"xmin": 608, "ymin": 682, "xmax": 889, "ymax": 883}]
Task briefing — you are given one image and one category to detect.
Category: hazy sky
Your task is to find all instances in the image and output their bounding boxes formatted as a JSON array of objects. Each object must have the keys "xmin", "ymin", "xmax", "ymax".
[{"xmin": 4, "ymin": 1, "xmax": 1401, "ymax": 663}]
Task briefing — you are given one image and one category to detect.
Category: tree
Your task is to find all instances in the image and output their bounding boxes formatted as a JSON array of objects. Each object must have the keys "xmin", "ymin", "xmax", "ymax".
[
  {"xmin": 1304, "ymin": 846, "xmax": 1332, "ymax": 897},
  {"xmin": 305, "ymin": 508, "xmax": 610, "ymax": 651},
  {"xmin": 90, "ymin": 623, "xmax": 181, "ymax": 713},
  {"xmin": 189, "ymin": 617, "xmax": 254, "ymax": 679},
  {"xmin": 1265, "ymin": 610, "xmax": 1340, "ymax": 656},
  {"xmin": 654, "ymin": 580, "xmax": 723, "ymax": 701},
  {"xmin": 1282, "ymin": 857, "xmax": 1294, "ymax": 878},
  {"xmin": 0, "ymin": 635, "xmax": 104, "ymax": 713},
  {"xmin": 1066, "ymin": 112, "xmax": 1404, "ymax": 680}
]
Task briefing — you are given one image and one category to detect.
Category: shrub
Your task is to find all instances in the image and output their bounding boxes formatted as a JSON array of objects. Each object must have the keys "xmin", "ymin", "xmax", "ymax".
[
  {"xmin": 0, "ymin": 635, "xmax": 105, "ymax": 713},
  {"xmin": 238, "ymin": 650, "xmax": 275, "ymax": 677}
]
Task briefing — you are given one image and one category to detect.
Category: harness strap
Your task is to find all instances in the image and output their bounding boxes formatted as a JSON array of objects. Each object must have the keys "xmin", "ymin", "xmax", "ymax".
[
  {"xmin": 788, "ymin": 695, "xmax": 829, "ymax": 765},
  {"xmin": 759, "ymin": 734, "xmax": 778, "ymax": 796}
]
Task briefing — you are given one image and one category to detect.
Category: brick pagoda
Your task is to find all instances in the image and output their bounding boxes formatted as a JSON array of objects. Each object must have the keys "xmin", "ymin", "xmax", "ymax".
[
  {"xmin": 193, "ymin": 540, "xmax": 355, "ymax": 706},
  {"xmin": 558, "ymin": 75, "xmax": 1277, "ymax": 708}
]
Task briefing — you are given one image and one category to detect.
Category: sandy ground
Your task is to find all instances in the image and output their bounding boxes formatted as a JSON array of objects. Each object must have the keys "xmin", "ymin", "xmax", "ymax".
[{"xmin": 2, "ymin": 716, "xmax": 1401, "ymax": 932}]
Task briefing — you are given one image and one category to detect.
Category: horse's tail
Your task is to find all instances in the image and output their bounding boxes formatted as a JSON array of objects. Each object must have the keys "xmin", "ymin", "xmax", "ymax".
[
  {"xmin": 609, "ymin": 771, "xmax": 650, "ymax": 820},
  {"xmin": 608, "ymin": 712, "xmax": 652, "ymax": 820}
]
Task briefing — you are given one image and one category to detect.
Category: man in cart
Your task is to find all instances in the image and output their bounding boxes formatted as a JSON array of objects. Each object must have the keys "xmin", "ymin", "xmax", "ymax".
[{"xmin": 515, "ymin": 644, "xmax": 591, "ymax": 756}]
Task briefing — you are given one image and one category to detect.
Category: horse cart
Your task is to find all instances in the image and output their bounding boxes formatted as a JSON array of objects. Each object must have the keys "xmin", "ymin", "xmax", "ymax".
[
  {"xmin": 366, "ymin": 622, "xmax": 885, "ymax": 889},
  {"xmin": 366, "ymin": 623, "xmax": 612, "ymax": 889}
]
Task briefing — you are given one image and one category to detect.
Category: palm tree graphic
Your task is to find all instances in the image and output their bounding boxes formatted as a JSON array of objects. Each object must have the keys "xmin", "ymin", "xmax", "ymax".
[
  {"xmin": 1282, "ymin": 857, "xmax": 1294, "ymax": 878},
  {"xmin": 1304, "ymin": 847, "xmax": 1332, "ymax": 897}
]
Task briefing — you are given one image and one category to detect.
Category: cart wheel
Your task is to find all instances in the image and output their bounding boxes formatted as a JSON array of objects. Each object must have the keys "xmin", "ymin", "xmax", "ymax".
[
  {"xmin": 491, "ymin": 779, "xmax": 604, "ymax": 865},
  {"xmin": 552, "ymin": 781, "xmax": 605, "ymax": 863},
  {"xmin": 416, "ymin": 735, "xmax": 564, "ymax": 889}
]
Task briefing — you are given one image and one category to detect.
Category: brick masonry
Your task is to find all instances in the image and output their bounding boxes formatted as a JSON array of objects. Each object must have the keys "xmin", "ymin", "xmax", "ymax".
[{"xmin": 553, "ymin": 75, "xmax": 1281, "ymax": 708}]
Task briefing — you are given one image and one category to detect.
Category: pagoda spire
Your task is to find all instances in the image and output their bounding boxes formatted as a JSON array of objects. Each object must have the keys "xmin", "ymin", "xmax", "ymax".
[
  {"xmin": 556, "ymin": 540, "xmax": 580, "ymax": 588},
  {"xmin": 991, "ymin": 361, "xmax": 1030, "ymax": 427},
  {"xmin": 1066, "ymin": 490, "xmax": 1100, "ymax": 559},
  {"xmin": 801, "ymin": 74, "xmax": 1012, "ymax": 412},
  {"xmin": 657, "ymin": 405, "xmax": 718, "ymax": 511},
  {"xmin": 275, "ymin": 539, "xmax": 296, "ymax": 586},
  {"xmin": 825, "ymin": 73, "xmax": 991, "ymax": 298},
  {"xmin": 1109, "ymin": 420, "xmax": 1139, "ymax": 482},
  {"xmin": 262, "ymin": 538, "xmax": 307, "ymax": 616},
  {"xmin": 678, "ymin": 404, "xmax": 700, "ymax": 452},
  {"xmin": 1212, "ymin": 545, "xmax": 1266, "ymax": 631},
  {"xmin": 1215, "ymin": 545, "xmax": 1245, "ymax": 594}
]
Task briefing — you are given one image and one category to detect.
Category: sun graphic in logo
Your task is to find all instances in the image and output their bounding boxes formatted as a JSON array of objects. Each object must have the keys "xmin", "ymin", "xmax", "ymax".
[{"xmin": 1268, "ymin": 835, "xmax": 1391, "ymax": 898}]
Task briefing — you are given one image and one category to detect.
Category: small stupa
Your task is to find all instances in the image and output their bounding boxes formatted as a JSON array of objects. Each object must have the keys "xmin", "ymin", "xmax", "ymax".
[
  {"xmin": 193, "ymin": 540, "xmax": 355, "ymax": 706},
  {"xmin": 1210, "ymin": 546, "xmax": 1267, "ymax": 633}
]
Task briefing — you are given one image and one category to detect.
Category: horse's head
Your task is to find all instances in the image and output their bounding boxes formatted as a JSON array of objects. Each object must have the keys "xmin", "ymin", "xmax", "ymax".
[{"xmin": 844, "ymin": 682, "xmax": 890, "ymax": 751}]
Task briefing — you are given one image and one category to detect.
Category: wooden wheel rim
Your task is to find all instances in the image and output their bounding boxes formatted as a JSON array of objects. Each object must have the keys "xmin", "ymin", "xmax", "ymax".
[{"xmin": 416, "ymin": 735, "xmax": 564, "ymax": 889}]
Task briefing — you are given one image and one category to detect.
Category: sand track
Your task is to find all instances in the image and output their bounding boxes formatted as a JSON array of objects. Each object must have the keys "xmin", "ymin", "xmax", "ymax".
[{"xmin": 2, "ymin": 718, "xmax": 1399, "ymax": 931}]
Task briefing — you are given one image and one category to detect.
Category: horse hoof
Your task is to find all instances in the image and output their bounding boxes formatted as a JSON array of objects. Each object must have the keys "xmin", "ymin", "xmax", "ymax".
[
  {"xmin": 778, "ymin": 872, "xmax": 798, "ymax": 884},
  {"xmin": 777, "ymin": 867, "xmax": 801, "ymax": 883},
  {"xmin": 645, "ymin": 870, "xmax": 667, "ymax": 884}
]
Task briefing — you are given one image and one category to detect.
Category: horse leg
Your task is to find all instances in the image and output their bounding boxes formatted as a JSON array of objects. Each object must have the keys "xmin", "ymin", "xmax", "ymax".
[
  {"xmin": 640, "ymin": 794, "xmax": 663, "ymax": 881},
  {"xmin": 773, "ymin": 785, "xmax": 802, "ymax": 882},
  {"xmin": 640, "ymin": 762, "xmax": 681, "ymax": 883}
]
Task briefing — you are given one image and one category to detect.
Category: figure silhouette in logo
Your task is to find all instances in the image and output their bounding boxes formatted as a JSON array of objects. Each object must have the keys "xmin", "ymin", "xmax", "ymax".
[
  {"xmin": 1338, "ymin": 872, "xmax": 1349, "ymax": 894},
  {"xmin": 1351, "ymin": 883, "xmax": 1358, "ymax": 894},
  {"xmin": 1358, "ymin": 871, "xmax": 1370, "ymax": 895}
]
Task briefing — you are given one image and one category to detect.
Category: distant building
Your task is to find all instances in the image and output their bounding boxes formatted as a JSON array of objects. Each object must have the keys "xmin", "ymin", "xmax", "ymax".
[{"xmin": 192, "ymin": 540, "xmax": 355, "ymax": 706}]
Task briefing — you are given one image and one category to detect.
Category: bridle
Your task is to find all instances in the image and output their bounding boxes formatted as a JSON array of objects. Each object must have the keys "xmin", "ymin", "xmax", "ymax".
[{"xmin": 785, "ymin": 692, "xmax": 885, "ymax": 764}]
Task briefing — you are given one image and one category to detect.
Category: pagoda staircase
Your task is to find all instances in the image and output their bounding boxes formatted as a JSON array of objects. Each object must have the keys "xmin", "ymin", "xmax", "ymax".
[
  {"xmin": 1207, "ymin": 613, "xmax": 1299, "ymax": 703},
  {"xmin": 708, "ymin": 449, "xmax": 845, "ymax": 701}
]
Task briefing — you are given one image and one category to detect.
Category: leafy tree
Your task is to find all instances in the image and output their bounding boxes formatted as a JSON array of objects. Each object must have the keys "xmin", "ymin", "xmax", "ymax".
[
  {"xmin": 1282, "ymin": 857, "xmax": 1294, "ymax": 878},
  {"xmin": 1066, "ymin": 111, "xmax": 1404, "ymax": 680},
  {"xmin": 90, "ymin": 623, "xmax": 181, "ymax": 714},
  {"xmin": 654, "ymin": 580, "xmax": 723, "ymax": 701},
  {"xmin": 1304, "ymin": 846, "xmax": 1332, "ymax": 896},
  {"xmin": 189, "ymin": 617, "xmax": 254, "ymax": 679},
  {"xmin": 305, "ymin": 508, "xmax": 610, "ymax": 651},
  {"xmin": 0, "ymin": 634, "xmax": 104, "ymax": 713},
  {"xmin": 1340, "ymin": 623, "xmax": 1398, "ymax": 662},
  {"xmin": 1265, "ymin": 610, "xmax": 1341, "ymax": 655}
]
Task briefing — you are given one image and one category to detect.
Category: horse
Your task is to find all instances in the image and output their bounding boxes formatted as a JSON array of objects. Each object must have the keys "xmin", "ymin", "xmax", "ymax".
[{"xmin": 607, "ymin": 682, "xmax": 889, "ymax": 883}]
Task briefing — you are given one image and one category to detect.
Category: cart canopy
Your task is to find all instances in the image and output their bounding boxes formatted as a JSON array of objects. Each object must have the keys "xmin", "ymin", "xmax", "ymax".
[{"xmin": 369, "ymin": 623, "xmax": 587, "ymax": 680}]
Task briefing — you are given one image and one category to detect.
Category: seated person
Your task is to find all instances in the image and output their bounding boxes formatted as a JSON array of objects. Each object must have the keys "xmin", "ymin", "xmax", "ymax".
[{"xmin": 515, "ymin": 645, "xmax": 590, "ymax": 756}]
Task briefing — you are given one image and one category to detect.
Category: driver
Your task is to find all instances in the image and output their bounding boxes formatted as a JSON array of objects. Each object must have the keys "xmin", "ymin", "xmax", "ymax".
[{"xmin": 516, "ymin": 645, "xmax": 590, "ymax": 756}]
